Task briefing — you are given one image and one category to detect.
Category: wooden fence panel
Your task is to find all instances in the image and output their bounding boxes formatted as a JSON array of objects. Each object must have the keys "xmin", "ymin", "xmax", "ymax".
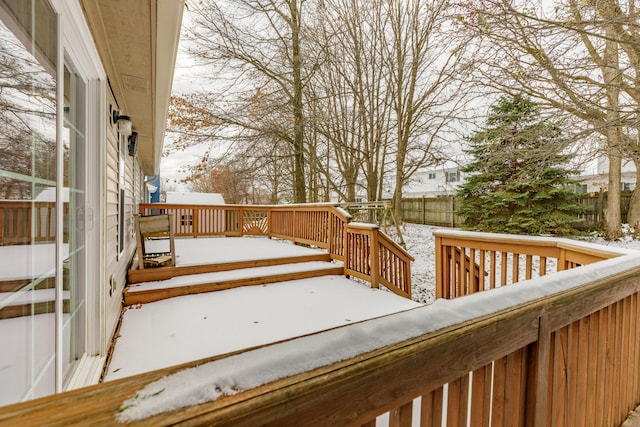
[{"xmin": 401, "ymin": 193, "xmax": 632, "ymax": 230}]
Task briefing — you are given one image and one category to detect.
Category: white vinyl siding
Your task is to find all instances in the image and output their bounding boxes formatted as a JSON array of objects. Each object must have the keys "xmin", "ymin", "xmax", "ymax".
[{"xmin": 103, "ymin": 92, "xmax": 141, "ymax": 347}]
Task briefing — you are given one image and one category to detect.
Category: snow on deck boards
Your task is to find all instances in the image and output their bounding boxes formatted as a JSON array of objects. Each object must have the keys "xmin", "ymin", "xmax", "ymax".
[
  {"xmin": 126, "ymin": 261, "xmax": 342, "ymax": 293},
  {"xmin": 0, "ymin": 243, "xmax": 69, "ymax": 281},
  {"xmin": 146, "ymin": 236, "xmax": 328, "ymax": 267},
  {"xmin": 105, "ymin": 276, "xmax": 422, "ymax": 381}
]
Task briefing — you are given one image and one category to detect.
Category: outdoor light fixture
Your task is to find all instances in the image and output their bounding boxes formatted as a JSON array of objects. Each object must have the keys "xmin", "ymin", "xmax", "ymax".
[
  {"xmin": 128, "ymin": 131, "xmax": 138, "ymax": 156},
  {"xmin": 113, "ymin": 111, "xmax": 133, "ymax": 137}
]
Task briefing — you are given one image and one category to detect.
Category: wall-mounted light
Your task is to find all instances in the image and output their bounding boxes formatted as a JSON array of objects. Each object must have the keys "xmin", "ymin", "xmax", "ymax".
[
  {"xmin": 128, "ymin": 131, "xmax": 138, "ymax": 157},
  {"xmin": 113, "ymin": 111, "xmax": 133, "ymax": 137}
]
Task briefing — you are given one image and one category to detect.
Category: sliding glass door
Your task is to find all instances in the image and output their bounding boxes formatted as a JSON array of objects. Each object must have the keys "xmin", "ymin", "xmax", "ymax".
[{"xmin": 0, "ymin": 0, "xmax": 98, "ymax": 405}]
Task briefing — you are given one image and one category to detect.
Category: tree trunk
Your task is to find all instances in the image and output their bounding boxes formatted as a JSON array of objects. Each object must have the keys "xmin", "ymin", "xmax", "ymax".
[
  {"xmin": 604, "ymin": 149, "xmax": 622, "ymax": 239},
  {"xmin": 602, "ymin": 28, "xmax": 622, "ymax": 240},
  {"xmin": 291, "ymin": 0, "xmax": 306, "ymax": 203},
  {"xmin": 393, "ymin": 169, "xmax": 404, "ymax": 223},
  {"xmin": 627, "ymin": 158, "xmax": 640, "ymax": 232}
]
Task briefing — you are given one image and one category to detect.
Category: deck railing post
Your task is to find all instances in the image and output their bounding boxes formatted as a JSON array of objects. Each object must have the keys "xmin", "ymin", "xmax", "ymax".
[
  {"xmin": 192, "ymin": 205, "xmax": 199, "ymax": 238},
  {"xmin": 328, "ymin": 211, "xmax": 334, "ymax": 257},
  {"xmin": 344, "ymin": 226, "xmax": 350, "ymax": 278},
  {"xmin": 558, "ymin": 247, "xmax": 567, "ymax": 271},
  {"xmin": 238, "ymin": 206, "xmax": 244, "ymax": 235},
  {"xmin": 370, "ymin": 227, "xmax": 380, "ymax": 289},
  {"xmin": 435, "ymin": 236, "xmax": 443, "ymax": 300},
  {"xmin": 525, "ymin": 315, "xmax": 551, "ymax": 427}
]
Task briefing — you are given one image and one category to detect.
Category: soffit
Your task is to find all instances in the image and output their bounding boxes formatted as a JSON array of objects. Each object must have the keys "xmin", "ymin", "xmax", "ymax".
[{"xmin": 79, "ymin": 0, "xmax": 183, "ymax": 176}]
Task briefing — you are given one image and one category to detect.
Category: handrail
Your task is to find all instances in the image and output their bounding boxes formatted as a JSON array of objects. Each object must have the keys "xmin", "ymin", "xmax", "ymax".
[
  {"xmin": 344, "ymin": 223, "xmax": 414, "ymax": 299},
  {"xmin": 434, "ymin": 229, "xmax": 621, "ymax": 299},
  {"xmin": 138, "ymin": 203, "xmax": 411, "ymax": 296},
  {"xmin": 2, "ymin": 248, "xmax": 639, "ymax": 425}
]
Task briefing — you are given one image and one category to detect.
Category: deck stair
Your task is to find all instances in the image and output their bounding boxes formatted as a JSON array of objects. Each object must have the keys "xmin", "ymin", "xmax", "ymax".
[
  {"xmin": 0, "ymin": 278, "xmax": 69, "ymax": 319},
  {"xmin": 125, "ymin": 247, "xmax": 344, "ymax": 306}
]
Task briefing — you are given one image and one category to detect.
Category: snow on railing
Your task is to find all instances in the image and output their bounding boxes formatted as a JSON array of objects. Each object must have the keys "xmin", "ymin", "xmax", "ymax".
[{"xmin": 434, "ymin": 230, "xmax": 622, "ymax": 300}]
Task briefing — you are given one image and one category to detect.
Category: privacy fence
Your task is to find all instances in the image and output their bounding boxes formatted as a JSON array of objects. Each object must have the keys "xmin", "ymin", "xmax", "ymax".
[{"xmin": 401, "ymin": 193, "xmax": 633, "ymax": 230}]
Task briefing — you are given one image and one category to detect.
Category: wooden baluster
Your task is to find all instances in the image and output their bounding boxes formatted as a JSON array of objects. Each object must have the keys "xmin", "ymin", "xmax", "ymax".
[
  {"xmin": 501, "ymin": 252, "xmax": 508, "ymax": 286},
  {"xmin": 540, "ymin": 257, "xmax": 547, "ymax": 276},
  {"xmin": 526, "ymin": 255, "xmax": 533, "ymax": 280},
  {"xmin": 479, "ymin": 249, "xmax": 486, "ymax": 292},
  {"xmin": 490, "ymin": 251, "xmax": 496, "ymax": 289},
  {"xmin": 470, "ymin": 248, "xmax": 478, "ymax": 294}
]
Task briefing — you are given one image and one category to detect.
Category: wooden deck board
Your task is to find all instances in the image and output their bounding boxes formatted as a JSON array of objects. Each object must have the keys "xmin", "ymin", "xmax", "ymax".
[
  {"xmin": 128, "ymin": 253, "xmax": 332, "ymax": 283},
  {"xmin": 124, "ymin": 265, "xmax": 345, "ymax": 305}
]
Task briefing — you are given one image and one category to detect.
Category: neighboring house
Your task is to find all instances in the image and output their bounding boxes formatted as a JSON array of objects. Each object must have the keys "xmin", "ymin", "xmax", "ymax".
[
  {"xmin": 0, "ymin": 0, "xmax": 184, "ymax": 406},
  {"xmin": 576, "ymin": 155, "xmax": 637, "ymax": 194},
  {"xmin": 400, "ymin": 166, "xmax": 465, "ymax": 198},
  {"xmin": 400, "ymin": 154, "xmax": 638, "ymax": 199}
]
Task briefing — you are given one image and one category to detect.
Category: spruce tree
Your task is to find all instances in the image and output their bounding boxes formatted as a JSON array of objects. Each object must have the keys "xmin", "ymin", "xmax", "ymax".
[{"xmin": 457, "ymin": 95, "xmax": 584, "ymax": 235}]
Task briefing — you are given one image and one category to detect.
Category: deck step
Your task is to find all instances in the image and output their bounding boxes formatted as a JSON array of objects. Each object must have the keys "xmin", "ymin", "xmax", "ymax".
[
  {"xmin": 127, "ymin": 253, "xmax": 332, "ymax": 284},
  {"xmin": 0, "ymin": 289, "xmax": 70, "ymax": 319},
  {"xmin": 123, "ymin": 261, "xmax": 344, "ymax": 306}
]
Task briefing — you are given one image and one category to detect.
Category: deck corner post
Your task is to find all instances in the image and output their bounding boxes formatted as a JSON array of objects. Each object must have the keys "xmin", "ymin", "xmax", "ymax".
[
  {"xmin": 435, "ymin": 235, "xmax": 443, "ymax": 300},
  {"xmin": 370, "ymin": 228, "xmax": 380, "ymax": 289},
  {"xmin": 343, "ymin": 224, "xmax": 351, "ymax": 278}
]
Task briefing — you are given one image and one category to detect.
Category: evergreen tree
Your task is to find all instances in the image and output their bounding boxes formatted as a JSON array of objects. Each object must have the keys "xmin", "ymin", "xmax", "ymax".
[{"xmin": 457, "ymin": 95, "xmax": 584, "ymax": 235}]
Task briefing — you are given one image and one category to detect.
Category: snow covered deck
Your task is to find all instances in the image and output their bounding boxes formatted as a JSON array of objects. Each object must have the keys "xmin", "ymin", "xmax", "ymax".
[{"xmin": 107, "ymin": 236, "xmax": 421, "ymax": 381}]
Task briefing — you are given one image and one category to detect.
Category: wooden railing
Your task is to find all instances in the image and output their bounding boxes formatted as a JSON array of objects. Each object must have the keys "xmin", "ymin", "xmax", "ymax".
[
  {"xmin": 2, "ymin": 239, "xmax": 639, "ymax": 426},
  {"xmin": 345, "ymin": 223, "xmax": 414, "ymax": 299},
  {"xmin": 139, "ymin": 203, "xmax": 410, "ymax": 293},
  {"xmin": 434, "ymin": 230, "xmax": 621, "ymax": 300},
  {"xmin": 0, "ymin": 201, "xmax": 62, "ymax": 245}
]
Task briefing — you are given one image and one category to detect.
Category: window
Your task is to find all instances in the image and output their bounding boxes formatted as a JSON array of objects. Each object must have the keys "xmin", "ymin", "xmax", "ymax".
[
  {"xmin": 428, "ymin": 173, "xmax": 436, "ymax": 180},
  {"xmin": 181, "ymin": 214, "xmax": 193, "ymax": 226},
  {"xmin": 446, "ymin": 170, "xmax": 460, "ymax": 183},
  {"xmin": 622, "ymin": 182, "xmax": 636, "ymax": 191}
]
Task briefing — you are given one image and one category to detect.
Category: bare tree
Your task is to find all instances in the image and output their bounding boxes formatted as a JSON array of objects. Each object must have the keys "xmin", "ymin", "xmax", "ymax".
[
  {"xmin": 184, "ymin": 0, "xmax": 309, "ymax": 202},
  {"xmin": 306, "ymin": 0, "xmax": 393, "ymax": 202},
  {"xmin": 0, "ymin": 26, "xmax": 56, "ymax": 199},
  {"xmin": 384, "ymin": 0, "xmax": 470, "ymax": 221},
  {"xmin": 460, "ymin": 0, "xmax": 640, "ymax": 238}
]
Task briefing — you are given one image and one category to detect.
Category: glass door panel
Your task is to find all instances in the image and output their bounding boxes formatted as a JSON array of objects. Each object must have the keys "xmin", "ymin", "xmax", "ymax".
[
  {"xmin": 62, "ymin": 64, "xmax": 86, "ymax": 379},
  {"xmin": 0, "ymin": 0, "xmax": 58, "ymax": 405}
]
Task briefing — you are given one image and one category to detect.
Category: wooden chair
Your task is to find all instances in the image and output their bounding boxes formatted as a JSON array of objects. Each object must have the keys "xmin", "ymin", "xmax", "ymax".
[{"xmin": 134, "ymin": 213, "xmax": 176, "ymax": 269}]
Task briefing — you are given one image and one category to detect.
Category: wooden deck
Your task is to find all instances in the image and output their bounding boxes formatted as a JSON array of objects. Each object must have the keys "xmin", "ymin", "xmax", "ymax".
[
  {"xmin": 125, "ymin": 236, "xmax": 343, "ymax": 303},
  {"xmin": 8, "ymin": 202, "xmax": 640, "ymax": 425},
  {"xmin": 107, "ymin": 236, "xmax": 421, "ymax": 382}
]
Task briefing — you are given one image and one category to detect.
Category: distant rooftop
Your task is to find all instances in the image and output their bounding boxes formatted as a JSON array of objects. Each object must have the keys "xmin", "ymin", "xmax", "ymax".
[{"xmin": 165, "ymin": 191, "xmax": 225, "ymax": 205}]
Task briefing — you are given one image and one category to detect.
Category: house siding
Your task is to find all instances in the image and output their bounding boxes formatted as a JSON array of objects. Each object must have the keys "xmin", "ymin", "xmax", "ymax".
[{"xmin": 103, "ymin": 92, "xmax": 141, "ymax": 348}]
